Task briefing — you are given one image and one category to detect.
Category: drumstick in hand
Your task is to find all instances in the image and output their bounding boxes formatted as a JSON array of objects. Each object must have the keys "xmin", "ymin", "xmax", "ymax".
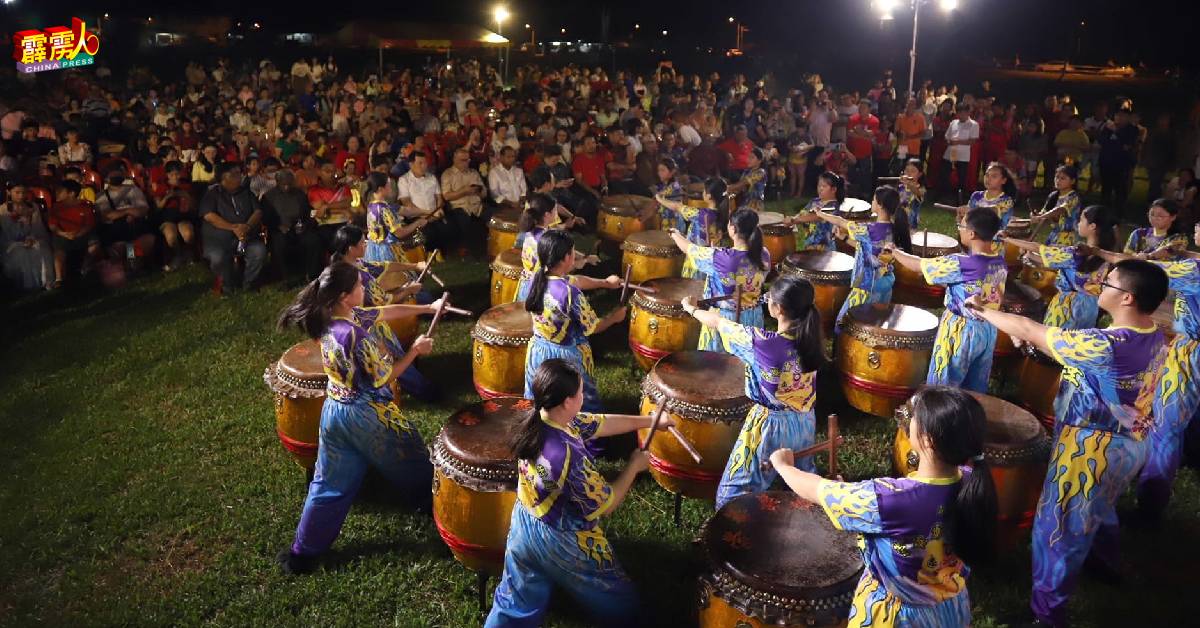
[
  {"xmin": 640, "ymin": 401, "xmax": 670, "ymax": 452},
  {"xmin": 734, "ymin": 286, "xmax": 743, "ymax": 324},
  {"xmin": 667, "ymin": 425, "xmax": 703, "ymax": 464},
  {"xmin": 424, "ymin": 291, "xmax": 450, "ymax": 336},
  {"xmin": 619, "ymin": 264, "xmax": 633, "ymax": 303},
  {"xmin": 760, "ymin": 422, "xmax": 846, "ymax": 473},
  {"xmin": 426, "ymin": 249, "xmax": 446, "ymax": 287},
  {"xmin": 827, "ymin": 414, "xmax": 840, "ymax": 479}
]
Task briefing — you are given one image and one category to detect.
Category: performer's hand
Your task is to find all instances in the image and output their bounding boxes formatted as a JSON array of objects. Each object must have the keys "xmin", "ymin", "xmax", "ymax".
[
  {"xmin": 605, "ymin": 274, "xmax": 622, "ymax": 289},
  {"xmin": 1074, "ymin": 244, "xmax": 1095, "ymax": 258},
  {"xmin": 414, "ymin": 260, "xmax": 428, "ymax": 272},
  {"xmin": 680, "ymin": 296, "xmax": 698, "ymax": 313},
  {"xmin": 428, "ymin": 296, "xmax": 445, "ymax": 312},
  {"xmin": 627, "ymin": 449, "xmax": 651, "ymax": 474},
  {"xmin": 963, "ymin": 294, "xmax": 986, "ymax": 315},
  {"xmin": 411, "ymin": 334, "xmax": 433, "ymax": 356},
  {"xmin": 652, "ymin": 415, "xmax": 676, "ymax": 430},
  {"xmin": 769, "ymin": 448, "xmax": 795, "ymax": 469}
]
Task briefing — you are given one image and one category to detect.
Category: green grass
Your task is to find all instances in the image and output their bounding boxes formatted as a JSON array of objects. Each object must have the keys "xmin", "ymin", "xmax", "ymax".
[{"xmin": 1, "ymin": 195, "xmax": 1196, "ymax": 628}]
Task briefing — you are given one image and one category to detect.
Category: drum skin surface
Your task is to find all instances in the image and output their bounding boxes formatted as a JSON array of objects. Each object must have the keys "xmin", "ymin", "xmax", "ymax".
[
  {"xmin": 638, "ymin": 351, "xmax": 751, "ymax": 500},
  {"xmin": 264, "ymin": 340, "xmax": 327, "ymax": 470},
  {"xmin": 432, "ymin": 397, "xmax": 526, "ymax": 575},
  {"xmin": 487, "ymin": 207, "xmax": 522, "ymax": 259},
  {"xmin": 621, "ymin": 230, "xmax": 684, "ymax": 284},
  {"xmin": 628, "ymin": 277, "xmax": 705, "ymax": 371},
  {"xmin": 893, "ymin": 231, "xmax": 959, "ymax": 309},
  {"xmin": 489, "ymin": 248, "xmax": 522, "ymax": 307},
  {"xmin": 698, "ymin": 491, "xmax": 862, "ymax": 627},
  {"xmin": 598, "ymin": 194, "xmax": 656, "ymax": 242},
  {"xmin": 778, "ymin": 251, "xmax": 854, "ymax": 337},
  {"xmin": 837, "ymin": 303, "xmax": 939, "ymax": 418},
  {"xmin": 471, "ymin": 303, "xmax": 533, "ymax": 399}
]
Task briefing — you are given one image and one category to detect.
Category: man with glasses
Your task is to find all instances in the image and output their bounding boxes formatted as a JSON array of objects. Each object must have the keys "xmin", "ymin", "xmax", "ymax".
[
  {"xmin": 964, "ymin": 258, "xmax": 1170, "ymax": 628},
  {"xmin": 890, "ymin": 208, "xmax": 1008, "ymax": 393}
]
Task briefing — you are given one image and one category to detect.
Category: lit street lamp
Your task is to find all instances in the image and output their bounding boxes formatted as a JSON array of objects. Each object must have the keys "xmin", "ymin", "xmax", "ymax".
[
  {"xmin": 493, "ymin": 5, "xmax": 509, "ymax": 83},
  {"xmin": 875, "ymin": 0, "xmax": 960, "ymax": 99}
]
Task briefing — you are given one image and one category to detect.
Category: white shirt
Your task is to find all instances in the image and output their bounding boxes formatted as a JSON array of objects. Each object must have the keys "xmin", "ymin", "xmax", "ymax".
[
  {"xmin": 397, "ymin": 172, "xmax": 441, "ymax": 212},
  {"xmin": 944, "ymin": 118, "xmax": 980, "ymax": 163},
  {"xmin": 808, "ymin": 106, "xmax": 833, "ymax": 147},
  {"xmin": 678, "ymin": 124, "xmax": 702, "ymax": 148},
  {"xmin": 488, "ymin": 164, "xmax": 527, "ymax": 205}
]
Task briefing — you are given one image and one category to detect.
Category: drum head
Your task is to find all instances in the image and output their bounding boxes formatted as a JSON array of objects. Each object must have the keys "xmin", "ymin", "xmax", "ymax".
[
  {"xmin": 634, "ymin": 277, "xmax": 704, "ymax": 310},
  {"xmin": 602, "ymin": 194, "xmax": 654, "ymax": 216},
  {"xmin": 495, "ymin": 248, "xmax": 522, "ymax": 270},
  {"xmin": 704, "ymin": 491, "xmax": 861, "ymax": 596},
  {"xmin": 783, "ymin": 250, "xmax": 855, "ymax": 273},
  {"xmin": 475, "ymin": 302, "xmax": 533, "ymax": 338},
  {"xmin": 911, "ymin": 231, "xmax": 959, "ymax": 255},
  {"xmin": 968, "ymin": 392, "xmax": 1048, "ymax": 461},
  {"xmin": 758, "ymin": 211, "xmax": 785, "ymax": 226},
  {"xmin": 648, "ymin": 350, "xmax": 747, "ymax": 407},
  {"xmin": 838, "ymin": 198, "xmax": 873, "ymax": 217},
  {"xmin": 489, "ymin": 208, "xmax": 522, "ymax": 230},
  {"xmin": 846, "ymin": 303, "xmax": 939, "ymax": 333},
  {"xmin": 440, "ymin": 397, "xmax": 528, "ymax": 470},
  {"xmin": 625, "ymin": 229, "xmax": 676, "ymax": 249},
  {"xmin": 277, "ymin": 340, "xmax": 326, "ymax": 382},
  {"xmin": 1002, "ymin": 278, "xmax": 1045, "ymax": 316}
]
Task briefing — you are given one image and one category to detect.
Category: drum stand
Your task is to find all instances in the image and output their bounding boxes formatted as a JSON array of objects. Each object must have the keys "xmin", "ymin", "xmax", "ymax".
[
  {"xmin": 476, "ymin": 571, "xmax": 489, "ymax": 614},
  {"xmin": 673, "ymin": 493, "xmax": 683, "ymax": 525}
]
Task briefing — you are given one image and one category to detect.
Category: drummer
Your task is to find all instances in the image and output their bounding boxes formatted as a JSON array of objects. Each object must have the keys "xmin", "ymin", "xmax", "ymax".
[
  {"xmin": 669, "ymin": 208, "xmax": 770, "ymax": 351},
  {"xmin": 1003, "ymin": 205, "xmax": 1117, "ymax": 329},
  {"xmin": 785, "ymin": 171, "xmax": 846, "ymax": 252},
  {"xmin": 963, "ymin": 259, "xmax": 1169, "ymax": 628},
  {"xmin": 655, "ymin": 176, "xmax": 726, "ymax": 250},
  {"xmin": 812, "ymin": 185, "xmax": 912, "ymax": 333},
  {"xmin": 362, "ymin": 172, "xmax": 432, "ymax": 263},
  {"xmin": 682, "ymin": 275, "xmax": 827, "ymax": 507},
  {"xmin": 768, "ymin": 386, "xmax": 997, "ymax": 627},
  {"xmin": 486, "ymin": 359, "xmax": 672, "ymax": 626},
  {"xmin": 1028, "ymin": 165, "xmax": 1082, "ymax": 246},
  {"xmin": 898, "ymin": 158, "xmax": 926, "ymax": 231},
  {"xmin": 971, "ymin": 162, "xmax": 1018, "ymax": 254},
  {"xmin": 524, "ymin": 230, "xmax": 625, "ymax": 413},
  {"xmin": 1123, "ymin": 198, "xmax": 1189, "ymax": 260},
  {"xmin": 726, "ymin": 147, "xmax": 767, "ymax": 212},
  {"xmin": 276, "ymin": 262, "xmax": 441, "ymax": 575},
  {"xmin": 652, "ymin": 157, "xmax": 686, "ymax": 233},
  {"xmin": 515, "ymin": 194, "xmax": 600, "ymax": 302},
  {"xmin": 890, "ymin": 208, "xmax": 1007, "ymax": 393}
]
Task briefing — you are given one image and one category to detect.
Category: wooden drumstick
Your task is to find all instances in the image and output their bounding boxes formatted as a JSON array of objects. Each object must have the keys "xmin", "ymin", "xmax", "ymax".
[
  {"xmin": 426, "ymin": 249, "xmax": 446, "ymax": 287},
  {"xmin": 696, "ymin": 294, "xmax": 736, "ymax": 308},
  {"xmin": 734, "ymin": 285, "xmax": 743, "ymax": 324},
  {"xmin": 619, "ymin": 263, "xmax": 633, "ymax": 304},
  {"xmin": 442, "ymin": 305, "xmax": 473, "ymax": 317},
  {"xmin": 424, "ymin": 291, "xmax": 451, "ymax": 336},
  {"xmin": 759, "ymin": 418, "xmax": 846, "ymax": 473},
  {"xmin": 640, "ymin": 401, "xmax": 670, "ymax": 452},
  {"xmin": 667, "ymin": 425, "xmax": 703, "ymax": 465},
  {"xmin": 827, "ymin": 414, "xmax": 840, "ymax": 479},
  {"xmin": 412, "ymin": 252, "xmax": 435, "ymax": 285},
  {"xmin": 933, "ymin": 202, "xmax": 962, "ymax": 213},
  {"xmin": 625, "ymin": 283, "xmax": 658, "ymax": 295},
  {"xmin": 877, "ymin": 176, "xmax": 901, "ymax": 182}
]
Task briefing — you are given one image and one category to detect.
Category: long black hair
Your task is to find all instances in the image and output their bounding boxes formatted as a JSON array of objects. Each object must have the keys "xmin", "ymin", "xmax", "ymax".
[
  {"xmin": 511, "ymin": 359, "xmax": 583, "ymax": 461},
  {"xmin": 728, "ymin": 208, "xmax": 766, "ymax": 271},
  {"xmin": 365, "ymin": 171, "xmax": 390, "ymax": 201},
  {"xmin": 986, "ymin": 162, "xmax": 1018, "ymax": 199},
  {"xmin": 524, "ymin": 229, "xmax": 575, "ymax": 314},
  {"xmin": 903, "ymin": 158, "xmax": 926, "ymax": 190},
  {"xmin": 519, "ymin": 193, "xmax": 556, "ymax": 234},
  {"xmin": 331, "ymin": 224, "xmax": 365, "ymax": 262},
  {"xmin": 874, "ymin": 185, "xmax": 911, "ymax": 253},
  {"xmin": 909, "ymin": 386, "xmax": 997, "ymax": 566},
  {"xmin": 768, "ymin": 276, "xmax": 827, "ymax": 372},
  {"xmin": 818, "ymin": 171, "xmax": 846, "ymax": 207},
  {"xmin": 1149, "ymin": 198, "xmax": 1184, "ymax": 236},
  {"xmin": 1079, "ymin": 204, "xmax": 1117, "ymax": 274},
  {"xmin": 277, "ymin": 262, "xmax": 362, "ymax": 339}
]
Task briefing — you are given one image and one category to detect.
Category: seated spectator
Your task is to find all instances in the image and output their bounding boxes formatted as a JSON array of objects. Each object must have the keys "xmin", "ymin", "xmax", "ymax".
[
  {"xmin": 61, "ymin": 165, "xmax": 97, "ymax": 202},
  {"xmin": 57, "ymin": 128, "xmax": 92, "ymax": 165},
  {"xmin": 306, "ymin": 160, "xmax": 356, "ymax": 250},
  {"xmin": 1, "ymin": 184, "xmax": 53, "ymax": 290},
  {"xmin": 250, "ymin": 158, "xmax": 282, "ymax": 200},
  {"xmin": 191, "ymin": 144, "xmax": 220, "ymax": 186},
  {"xmin": 95, "ymin": 168, "xmax": 155, "ymax": 271},
  {"xmin": 488, "ymin": 146, "xmax": 527, "ymax": 212},
  {"xmin": 262, "ymin": 170, "xmax": 322, "ymax": 284},
  {"xmin": 151, "ymin": 161, "xmax": 196, "ymax": 271},
  {"xmin": 571, "ymin": 135, "xmax": 610, "ymax": 201},
  {"xmin": 398, "ymin": 152, "xmax": 465, "ymax": 254},
  {"xmin": 199, "ymin": 165, "xmax": 266, "ymax": 293},
  {"xmin": 441, "ymin": 148, "xmax": 486, "ymax": 220}
]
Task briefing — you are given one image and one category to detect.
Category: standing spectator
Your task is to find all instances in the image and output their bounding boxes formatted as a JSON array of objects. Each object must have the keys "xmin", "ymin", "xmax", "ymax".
[
  {"xmin": 1, "ymin": 184, "xmax": 53, "ymax": 290},
  {"xmin": 199, "ymin": 165, "xmax": 266, "ymax": 293},
  {"xmin": 1141, "ymin": 113, "xmax": 1177, "ymax": 203},
  {"xmin": 488, "ymin": 147, "xmax": 527, "ymax": 211},
  {"xmin": 1097, "ymin": 110, "xmax": 1138, "ymax": 214},
  {"xmin": 717, "ymin": 125, "xmax": 757, "ymax": 175},
  {"xmin": 895, "ymin": 98, "xmax": 926, "ymax": 161},
  {"xmin": 980, "ymin": 104, "xmax": 1013, "ymax": 171},
  {"xmin": 262, "ymin": 170, "xmax": 322, "ymax": 284},
  {"xmin": 47, "ymin": 180, "xmax": 98, "ymax": 288},
  {"xmin": 846, "ymin": 102, "xmax": 879, "ymax": 196},
  {"xmin": 942, "ymin": 106, "xmax": 980, "ymax": 204},
  {"xmin": 1053, "ymin": 116, "xmax": 1092, "ymax": 166},
  {"xmin": 871, "ymin": 117, "xmax": 896, "ymax": 180}
]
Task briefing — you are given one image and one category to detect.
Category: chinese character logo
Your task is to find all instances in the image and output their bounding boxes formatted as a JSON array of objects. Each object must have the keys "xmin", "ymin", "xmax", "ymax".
[{"xmin": 12, "ymin": 17, "xmax": 100, "ymax": 74}]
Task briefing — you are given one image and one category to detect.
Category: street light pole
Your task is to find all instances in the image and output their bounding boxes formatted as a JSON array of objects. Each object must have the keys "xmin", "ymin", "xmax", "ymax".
[{"xmin": 907, "ymin": 0, "xmax": 920, "ymax": 99}]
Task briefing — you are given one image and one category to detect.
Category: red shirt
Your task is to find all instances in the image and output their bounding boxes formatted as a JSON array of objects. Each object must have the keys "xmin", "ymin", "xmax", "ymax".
[
  {"xmin": 572, "ymin": 149, "xmax": 611, "ymax": 188},
  {"xmin": 846, "ymin": 113, "xmax": 880, "ymax": 159},
  {"xmin": 982, "ymin": 118, "xmax": 1011, "ymax": 159},
  {"xmin": 334, "ymin": 150, "xmax": 368, "ymax": 177},
  {"xmin": 307, "ymin": 184, "xmax": 350, "ymax": 207},
  {"xmin": 49, "ymin": 200, "xmax": 96, "ymax": 234},
  {"xmin": 523, "ymin": 153, "xmax": 543, "ymax": 175},
  {"xmin": 153, "ymin": 181, "xmax": 194, "ymax": 212},
  {"xmin": 717, "ymin": 138, "xmax": 755, "ymax": 171}
]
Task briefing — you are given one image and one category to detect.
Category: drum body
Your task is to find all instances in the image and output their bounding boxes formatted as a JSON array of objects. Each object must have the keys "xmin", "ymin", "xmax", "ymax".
[
  {"xmin": 598, "ymin": 194, "xmax": 655, "ymax": 242},
  {"xmin": 1019, "ymin": 258, "xmax": 1059, "ymax": 300},
  {"xmin": 893, "ymin": 231, "xmax": 959, "ymax": 309},
  {"xmin": 837, "ymin": 304, "xmax": 939, "ymax": 418},
  {"xmin": 400, "ymin": 230, "xmax": 427, "ymax": 264},
  {"xmin": 385, "ymin": 293, "xmax": 420, "ymax": 349},
  {"xmin": 758, "ymin": 212, "xmax": 794, "ymax": 268},
  {"xmin": 1015, "ymin": 347, "xmax": 1062, "ymax": 432},
  {"xmin": 621, "ymin": 230, "xmax": 684, "ymax": 284},
  {"xmin": 893, "ymin": 392, "xmax": 1050, "ymax": 550},
  {"xmin": 638, "ymin": 351, "xmax": 751, "ymax": 500},
  {"xmin": 1003, "ymin": 219, "xmax": 1032, "ymax": 268},
  {"xmin": 628, "ymin": 277, "xmax": 705, "ymax": 371},
  {"xmin": 489, "ymin": 249, "xmax": 522, "ymax": 307},
  {"xmin": 487, "ymin": 208, "xmax": 522, "ymax": 259},
  {"xmin": 698, "ymin": 491, "xmax": 862, "ymax": 628},
  {"xmin": 471, "ymin": 303, "xmax": 533, "ymax": 399},
  {"xmin": 432, "ymin": 397, "xmax": 525, "ymax": 575},
  {"xmin": 264, "ymin": 340, "xmax": 327, "ymax": 470},
  {"xmin": 777, "ymin": 251, "xmax": 854, "ymax": 337},
  {"xmin": 994, "ymin": 279, "xmax": 1046, "ymax": 367}
]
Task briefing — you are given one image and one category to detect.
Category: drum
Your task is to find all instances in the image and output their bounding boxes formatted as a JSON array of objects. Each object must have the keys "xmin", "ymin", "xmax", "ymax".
[
  {"xmin": 621, "ymin": 230, "xmax": 685, "ymax": 284},
  {"xmin": 598, "ymin": 194, "xmax": 656, "ymax": 242},
  {"xmin": 375, "ymin": 264, "xmax": 421, "ymax": 348},
  {"xmin": 1015, "ymin": 346, "xmax": 1061, "ymax": 432},
  {"xmin": 838, "ymin": 304, "xmax": 939, "ymax": 418},
  {"xmin": 1003, "ymin": 218, "xmax": 1033, "ymax": 268},
  {"xmin": 839, "ymin": 197, "xmax": 874, "ymax": 222},
  {"xmin": 263, "ymin": 340, "xmax": 326, "ymax": 470},
  {"xmin": 994, "ymin": 279, "xmax": 1046, "ymax": 365},
  {"xmin": 697, "ymin": 491, "xmax": 862, "ymax": 628},
  {"xmin": 894, "ymin": 392, "xmax": 1051, "ymax": 550},
  {"xmin": 777, "ymin": 251, "xmax": 854, "ymax": 337},
  {"xmin": 893, "ymin": 231, "xmax": 960, "ymax": 310},
  {"xmin": 400, "ymin": 229, "xmax": 427, "ymax": 264},
  {"xmin": 486, "ymin": 207, "xmax": 522, "ymax": 259},
  {"xmin": 628, "ymin": 277, "xmax": 706, "ymax": 371},
  {"xmin": 432, "ymin": 397, "xmax": 525, "ymax": 575},
  {"xmin": 489, "ymin": 249, "xmax": 522, "ymax": 307},
  {"xmin": 639, "ymin": 351, "xmax": 752, "ymax": 500},
  {"xmin": 1019, "ymin": 255, "xmax": 1059, "ymax": 300},
  {"xmin": 471, "ymin": 303, "xmax": 533, "ymax": 399},
  {"xmin": 758, "ymin": 211, "xmax": 794, "ymax": 268}
]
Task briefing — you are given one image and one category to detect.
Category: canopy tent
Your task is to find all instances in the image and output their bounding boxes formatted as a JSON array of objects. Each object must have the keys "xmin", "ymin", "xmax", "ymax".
[{"xmin": 323, "ymin": 21, "xmax": 508, "ymax": 52}]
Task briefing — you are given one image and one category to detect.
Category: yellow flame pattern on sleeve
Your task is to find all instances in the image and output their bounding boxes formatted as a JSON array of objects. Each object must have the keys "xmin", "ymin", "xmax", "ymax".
[
  {"xmin": 1047, "ymin": 327, "xmax": 1112, "ymax": 371},
  {"xmin": 920, "ymin": 256, "xmax": 961, "ymax": 286}
]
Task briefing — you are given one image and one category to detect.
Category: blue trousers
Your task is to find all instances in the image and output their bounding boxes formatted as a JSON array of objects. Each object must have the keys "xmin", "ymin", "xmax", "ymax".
[
  {"xmin": 1137, "ymin": 336, "xmax": 1200, "ymax": 516},
  {"xmin": 485, "ymin": 507, "xmax": 638, "ymax": 627},
  {"xmin": 290, "ymin": 397, "xmax": 432, "ymax": 557},
  {"xmin": 715, "ymin": 404, "xmax": 816, "ymax": 510},
  {"xmin": 925, "ymin": 313, "xmax": 997, "ymax": 393},
  {"xmin": 700, "ymin": 306, "xmax": 765, "ymax": 353},
  {"xmin": 847, "ymin": 569, "xmax": 972, "ymax": 627}
]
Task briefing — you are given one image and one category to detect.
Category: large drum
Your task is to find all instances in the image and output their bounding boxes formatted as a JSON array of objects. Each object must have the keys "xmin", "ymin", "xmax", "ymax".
[
  {"xmin": 376, "ymin": 266, "xmax": 420, "ymax": 348},
  {"xmin": 628, "ymin": 277, "xmax": 705, "ymax": 371},
  {"xmin": 471, "ymin": 303, "xmax": 533, "ymax": 399},
  {"xmin": 432, "ymin": 397, "xmax": 524, "ymax": 575},
  {"xmin": 598, "ymin": 194, "xmax": 656, "ymax": 242},
  {"xmin": 697, "ymin": 491, "xmax": 862, "ymax": 628},
  {"xmin": 486, "ymin": 207, "xmax": 522, "ymax": 259},
  {"xmin": 639, "ymin": 351, "xmax": 752, "ymax": 500},
  {"xmin": 838, "ymin": 304, "xmax": 939, "ymax": 418},
  {"xmin": 621, "ymin": 230, "xmax": 684, "ymax": 284},
  {"xmin": 894, "ymin": 392, "xmax": 1051, "ymax": 550},
  {"xmin": 489, "ymin": 248, "xmax": 522, "ymax": 307},
  {"xmin": 400, "ymin": 229, "xmax": 427, "ymax": 264},
  {"xmin": 758, "ymin": 211, "xmax": 794, "ymax": 268},
  {"xmin": 1002, "ymin": 218, "xmax": 1033, "ymax": 268},
  {"xmin": 263, "ymin": 340, "xmax": 326, "ymax": 470},
  {"xmin": 1019, "ymin": 254, "xmax": 1059, "ymax": 300},
  {"xmin": 777, "ymin": 251, "xmax": 854, "ymax": 337},
  {"xmin": 834, "ymin": 198, "xmax": 874, "ymax": 255},
  {"xmin": 994, "ymin": 279, "xmax": 1046, "ymax": 365},
  {"xmin": 1015, "ymin": 346, "xmax": 1062, "ymax": 432},
  {"xmin": 893, "ymin": 231, "xmax": 960, "ymax": 310}
]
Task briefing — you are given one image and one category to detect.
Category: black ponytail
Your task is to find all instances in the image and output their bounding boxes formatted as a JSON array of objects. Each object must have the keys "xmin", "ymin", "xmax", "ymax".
[
  {"xmin": 704, "ymin": 176, "xmax": 730, "ymax": 221},
  {"xmin": 1080, "ymin": 204, "xmax": 1117, "ymax": 274},
  {"xmin": 909, "ymin": 386, "xmax": 997, "ymax": 566},
  {"xmin": 524, "ymin": 229, "xmax": 575, "ymax": 314},
  {"xmin": 519, "ymin": 193, "xmax": 556, "ymax": 234},
  {"xmin": 729, "ymin": 208, "xmax": 766, "ymax": 271},
  {"xmin": 365, "ymin": 171, "xmax": 390, "ymax": 201},
  {"xmin": 276, "ymin": 262, "xmax": 362, "ymax": 339},
  {"xmin": 769, "ymin": 276, "xmax": 828, "ymax": 372},
  {"xmin": 819, "ymin": 171, "xmax": 846, "ymax": 207},
  {"xmin": 510, "ymin": 358, "xmax": 583, "ymax": 461},
  {"xmin": 987, "ymin": 162, "xmax": 1018, "ymax": 200},
  {"xmin": 330, "ymin": 224, "xmax": 365, "ymax": 263},
  {"xmin": 875, "ymin": 185, "xmax": 911, "ymax": 253}
]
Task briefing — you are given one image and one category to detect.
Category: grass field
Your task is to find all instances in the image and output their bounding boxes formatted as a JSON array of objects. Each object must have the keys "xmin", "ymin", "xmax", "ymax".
[{"xmin": 2, "ymin": 194, "xmax": 1197, "ymax": 628}]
